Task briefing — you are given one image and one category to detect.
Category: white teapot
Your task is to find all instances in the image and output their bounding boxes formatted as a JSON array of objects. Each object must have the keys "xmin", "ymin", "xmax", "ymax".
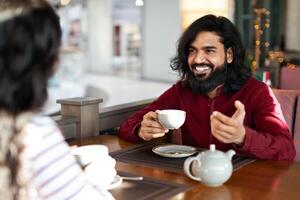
[{"xmin": 184, "ymin": 144, "xmax": 235, "ymax": 187}]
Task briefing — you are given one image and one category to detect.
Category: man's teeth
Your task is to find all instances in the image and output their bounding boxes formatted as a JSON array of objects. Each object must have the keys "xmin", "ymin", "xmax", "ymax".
[{"xmin": 195, "ymin": 66, "xmax": 210, "ymax": 72}]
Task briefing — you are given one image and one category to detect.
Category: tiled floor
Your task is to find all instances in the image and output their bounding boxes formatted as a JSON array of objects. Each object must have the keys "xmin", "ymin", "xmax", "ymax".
[{"xmin": 45, "ymin": 73, "xmax": 172, "ymax": 114}]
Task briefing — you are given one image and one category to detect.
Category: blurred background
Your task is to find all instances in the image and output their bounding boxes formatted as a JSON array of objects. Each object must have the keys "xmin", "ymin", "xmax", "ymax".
[{"xmin": 45, "ymin": 0, "xmax": 300, "ymax": 114}]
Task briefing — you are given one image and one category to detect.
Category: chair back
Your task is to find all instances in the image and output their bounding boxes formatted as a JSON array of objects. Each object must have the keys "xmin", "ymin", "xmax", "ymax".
[
  {"xmin": 272, "ymin": 89, "xmax": 298, "ymax": 138},
  {"xmin": 294, "ymin": 96, "xmax": 300, "ymax": 160},
  {"xmin": 280, "ymin": 67, "xmax": 300, "ymax": 89}
]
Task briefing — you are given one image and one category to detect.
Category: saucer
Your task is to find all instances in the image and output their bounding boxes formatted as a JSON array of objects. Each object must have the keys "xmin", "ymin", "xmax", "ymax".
[
  {"xmin": 106, "ymin": 175, "xmax": 122, "ymax": 190},
  {"xmin": 152, "ymin": 144, "xmax": 197, "ymax": 158}
]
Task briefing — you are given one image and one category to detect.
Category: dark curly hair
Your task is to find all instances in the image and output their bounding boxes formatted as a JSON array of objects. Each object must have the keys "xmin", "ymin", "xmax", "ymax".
[
  {"xmin": 0, "ymin": 0, "xmax": 61, "ymax": 198},
  {"xmin": 170, "ymin": 14, "xmax": 251, "ymax": 94},
  {"xmin": 0, "ymin": 0, "xmax": 61, "ymax": 115}
]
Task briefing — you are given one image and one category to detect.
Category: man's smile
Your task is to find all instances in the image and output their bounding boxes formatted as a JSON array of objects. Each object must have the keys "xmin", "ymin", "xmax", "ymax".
[{"xmin": 191, "ymin": 64, "xmax": 213, "ymax": 79}]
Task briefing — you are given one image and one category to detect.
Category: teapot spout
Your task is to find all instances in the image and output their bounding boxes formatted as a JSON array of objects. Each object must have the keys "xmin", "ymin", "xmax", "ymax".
[{"xmin": 225, "ymin": 149, "xmax": 236, "ymax": 161}]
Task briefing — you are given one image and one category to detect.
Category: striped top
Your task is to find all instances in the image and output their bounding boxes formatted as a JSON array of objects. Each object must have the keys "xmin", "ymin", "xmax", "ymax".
[{"xmin": 23, "ymin": 114, "xmax": 114, "ymax": 200}]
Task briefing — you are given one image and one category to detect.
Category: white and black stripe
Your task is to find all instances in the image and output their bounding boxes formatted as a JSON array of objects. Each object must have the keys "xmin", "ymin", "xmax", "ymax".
[{"xmin": 23, "ymin": 114, "xmax": 114, "ymax": 200}]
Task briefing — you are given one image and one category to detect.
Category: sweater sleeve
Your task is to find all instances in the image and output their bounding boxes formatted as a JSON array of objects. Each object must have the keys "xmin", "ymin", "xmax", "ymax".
[
  {"xmin": 26, "ymin": 116, "xmax": 114, "ymax": 200},
  {"xmin": 119, "ymin": 83, "xmax": 181, "ymax": 143},
  {"xmin": 233, "ymin": 86, "xmax": 296, "ymax": 160}
]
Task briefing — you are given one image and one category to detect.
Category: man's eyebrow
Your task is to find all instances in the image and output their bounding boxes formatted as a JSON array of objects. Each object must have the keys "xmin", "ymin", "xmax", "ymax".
[
  {"xmin": 188, "ymin": 45, "xmax": 217, "ymax": 50},
  {"xmin": 202, "ymin": 46, "xmax": 217, "ymax": 50}
]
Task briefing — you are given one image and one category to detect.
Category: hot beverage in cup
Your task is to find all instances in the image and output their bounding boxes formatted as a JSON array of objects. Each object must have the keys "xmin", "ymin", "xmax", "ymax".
[
  {"xmin": 157, "ymin": 109, "xmax": 186, "ymax": 129},
  {"xmin": 71, "ymin": 145, "xmax": 117, "ymax": 188}
]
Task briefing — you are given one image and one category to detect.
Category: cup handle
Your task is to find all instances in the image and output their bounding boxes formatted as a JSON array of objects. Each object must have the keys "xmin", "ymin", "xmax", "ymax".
[{"xmin": 184, "ymin": 156, "xmax": 201, "ymax": 182}]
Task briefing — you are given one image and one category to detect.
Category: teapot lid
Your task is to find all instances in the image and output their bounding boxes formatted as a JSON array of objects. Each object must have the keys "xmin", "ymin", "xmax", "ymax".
[
  {"xmin": 210, "ymin": 144, "xmax": 216, "ymax": 151},
  {"xmin": 202, "ymin": 144, "xmax": 226, "ymax": 158}
]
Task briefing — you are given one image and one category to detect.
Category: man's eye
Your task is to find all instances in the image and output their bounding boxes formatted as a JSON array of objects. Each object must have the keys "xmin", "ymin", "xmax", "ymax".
[
  {"xmin": 188, "ymin": 48, "xmax": 195, "ymax": 54},
  {"xmin": 206, "ymin": 49, "xmax": 215, "ymax": 53}
]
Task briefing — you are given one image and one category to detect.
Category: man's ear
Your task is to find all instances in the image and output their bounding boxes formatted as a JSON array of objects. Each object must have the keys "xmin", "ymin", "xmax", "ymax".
[{"xmin": 226, "ymin": 48, "xmax": 233, "ymax": 64}]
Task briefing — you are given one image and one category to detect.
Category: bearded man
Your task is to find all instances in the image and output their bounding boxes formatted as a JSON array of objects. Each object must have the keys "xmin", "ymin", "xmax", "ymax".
[{"xmin": 119, "ymin": 15, "xmax": 295, "ymax": 160}]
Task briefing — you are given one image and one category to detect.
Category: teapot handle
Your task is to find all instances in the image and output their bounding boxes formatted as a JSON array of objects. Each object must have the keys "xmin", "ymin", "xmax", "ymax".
[{"xmin": 184, "ymin": 156, "xmax": 201, "ymax": 182}]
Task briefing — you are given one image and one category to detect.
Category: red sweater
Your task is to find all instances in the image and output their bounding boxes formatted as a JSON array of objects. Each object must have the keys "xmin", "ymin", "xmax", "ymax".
[{"xmin": 119, "ymin": 78, "xmax": 296, "ymax": 160}]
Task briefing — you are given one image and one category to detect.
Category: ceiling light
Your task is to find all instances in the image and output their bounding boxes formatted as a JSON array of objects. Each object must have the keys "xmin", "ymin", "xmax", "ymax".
[
  {"xmin": 135, "ymin": 0, "xmax": 144, "ymax": 7},
  {"xmin": 60, "ymin": 0, "xmax": 71, "ymax": 6}
]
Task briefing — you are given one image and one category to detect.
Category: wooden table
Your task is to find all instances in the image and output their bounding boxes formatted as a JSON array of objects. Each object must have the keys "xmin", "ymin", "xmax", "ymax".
[{"xmin": 69, "ymin": 135, "xmax": 300, "ymax": 200}]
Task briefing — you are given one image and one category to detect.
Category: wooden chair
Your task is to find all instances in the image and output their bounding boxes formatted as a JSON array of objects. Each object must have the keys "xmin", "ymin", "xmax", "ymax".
[
  {"xmin": 294, "ymin": 96, "xmax": 300, "ymax": 160},
  {"xmin": 272, "ymin": 89, "xmax": 299, "ymax": 138},
  {"xmin": 280, "ymin": 67, "xmax": 300, "ymax": 90}
]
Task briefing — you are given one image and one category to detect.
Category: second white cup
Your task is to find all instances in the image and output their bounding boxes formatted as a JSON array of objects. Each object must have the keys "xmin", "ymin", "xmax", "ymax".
[{"xmin": 71, "ymin": 145, "xmax": 117, "ymax": 188}]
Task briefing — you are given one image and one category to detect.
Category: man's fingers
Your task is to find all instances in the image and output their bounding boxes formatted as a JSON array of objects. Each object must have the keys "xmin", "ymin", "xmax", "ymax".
[
  {"xmin": 211, "ymin": 116, "xmax": 236, "ymax": 135},
  {"xmin": 211, "ymin": 124, "xmax": 238, "ymax": 143},
  {"xmin": 211, "ymin": 111, "xmax": 236, "ymax": 126},
  {"xmin": 211, "ymin": 111, "xmax": 243, "ymax": 144},
  {"xmin": 142, "ymin": 126, "xmax": 168, "ymax": 134},
  {"xmin": 144, "ymin": 111, "xmax": 158, "ymax": 120},
  {"xmin": 232, "ymin": 100, "xmax": 245, "ymax": 119},
  {"xmin": 152, "ymin": 133, "xmax": 166, "ymax": 138},
  {"xmin": 140, "ymin": 130, "xmax": 166, "ymax": 140},
  {"xmin": 211, "ymin": 116, "xmax": 234, "ymax": 142},
  {"xmin": 211, "ymin": 131, "xmax": 231, "ymax": 143},
  {"xmin": 210, "ymin": 101, "xmax": 246, "ymax": 145},
  {"xmin": 139, "ymin": 110, "xmax": 169, "ymax": 141},
  {"xmin": 235, "ymin": 100, "xmax": 244, "ymax": 110},
  {"xmin": 144, "ymin": 111, "xmax": 170, "ymax": 130},
  {"xmin": 142, "ymin": 111, "xmax": 166, "ymax": 129},
  {"xmin": 142, "ymin": 119, "xmax": 164, "ymax": 129}
]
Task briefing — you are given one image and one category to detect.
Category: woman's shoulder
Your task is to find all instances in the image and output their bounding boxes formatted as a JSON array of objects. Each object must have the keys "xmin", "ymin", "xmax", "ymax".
[
  {"xmin": 28, "ymin": 114, "xmax": 57, "ymax": 130},
  {"xmin": 24, "ymin": 113, "xmax": 61, "ymax": 142}
]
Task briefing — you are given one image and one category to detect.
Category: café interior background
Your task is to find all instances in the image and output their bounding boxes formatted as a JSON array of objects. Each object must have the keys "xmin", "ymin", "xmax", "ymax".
[{"xmin": 46, "ymin": 0, "xmax": 300, "ymax": 114}]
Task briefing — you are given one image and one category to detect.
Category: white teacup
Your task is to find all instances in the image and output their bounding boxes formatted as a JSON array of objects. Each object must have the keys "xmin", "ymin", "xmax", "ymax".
[
  {"xmin": 84, "ymin": 160, "xmax": 117, "ymax": 189},
  {"xmin": 71, "ymin": 145, "xmax": 117, "ymax": 188},
  {"xmin": 157, "ymin": 109, "xmax": 186, "ymax": 129},
  {"xmin": 71, "ymin": 145, "xmax": 109, "ymax": 166}
]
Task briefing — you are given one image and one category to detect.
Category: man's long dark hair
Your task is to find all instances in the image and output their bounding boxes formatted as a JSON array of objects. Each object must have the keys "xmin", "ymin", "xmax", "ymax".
[{"xmin": 170, "ymin": 14, "xmax": 251, "ymax": 94}]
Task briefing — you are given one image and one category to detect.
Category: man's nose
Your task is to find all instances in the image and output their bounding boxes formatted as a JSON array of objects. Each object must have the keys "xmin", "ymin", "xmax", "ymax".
[{"xmin": 194, "ymin": 52, "xmax": 206, "ymax": 63}]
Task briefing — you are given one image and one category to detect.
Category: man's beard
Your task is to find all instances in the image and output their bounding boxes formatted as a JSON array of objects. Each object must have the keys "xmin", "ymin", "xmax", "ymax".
[{"xmin": 187, "ymin": 64, "xmax": 227, "ymax": 95}]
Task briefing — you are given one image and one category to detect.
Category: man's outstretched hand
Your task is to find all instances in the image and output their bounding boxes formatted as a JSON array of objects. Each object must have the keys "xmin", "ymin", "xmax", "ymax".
[{"xmin": 210, "ymin": 100, "xmax": 246, "ymax": 145}]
